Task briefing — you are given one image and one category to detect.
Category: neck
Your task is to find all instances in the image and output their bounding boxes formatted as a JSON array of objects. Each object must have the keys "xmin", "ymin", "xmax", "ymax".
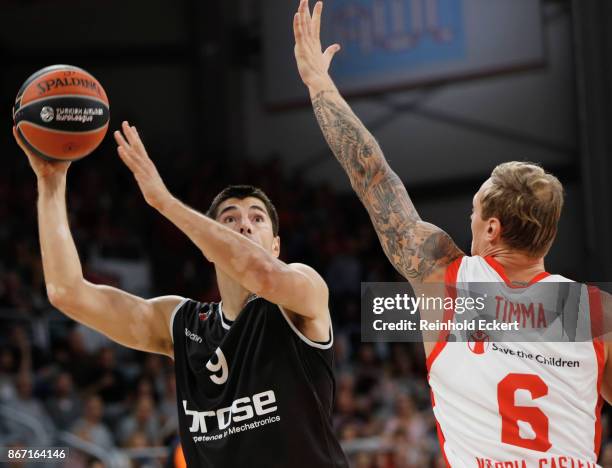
[
  {"xmin": 215, "ymin": 268, "xmax": 252, "ymax": 321},
  {"xmin": 480, "ymin": 246, "xmax": 546, "ymax": 283}
]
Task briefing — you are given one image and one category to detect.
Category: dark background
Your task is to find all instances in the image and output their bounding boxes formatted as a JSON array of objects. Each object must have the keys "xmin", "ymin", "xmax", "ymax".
[{"xmin": 1, "ymin": 0, "xmax": 611, "ymax": 467}]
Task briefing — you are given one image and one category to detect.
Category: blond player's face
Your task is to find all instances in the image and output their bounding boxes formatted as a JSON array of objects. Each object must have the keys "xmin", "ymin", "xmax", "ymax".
[
  {"xmin": 470, "ymin": 179, "xmax": 492, "ymax": 256},
  {"xmin": 216, "ymin": 197, "xmax": 280, "ymax": 258}
]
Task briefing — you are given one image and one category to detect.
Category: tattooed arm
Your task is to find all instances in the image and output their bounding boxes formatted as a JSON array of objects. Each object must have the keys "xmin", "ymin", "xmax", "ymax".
[
  {"xmin": 294, "ymin": 0, "xmax": 463, "ymax": 282},
  {"xmin": 311, "ymin": 88, "xmax": 463, "ymax": 281}
]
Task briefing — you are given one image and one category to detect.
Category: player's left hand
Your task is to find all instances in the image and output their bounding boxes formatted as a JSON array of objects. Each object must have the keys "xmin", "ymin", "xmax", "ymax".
[{"xmin": 114, "ymin": 121, "xmax": 172, "ymax": 210}]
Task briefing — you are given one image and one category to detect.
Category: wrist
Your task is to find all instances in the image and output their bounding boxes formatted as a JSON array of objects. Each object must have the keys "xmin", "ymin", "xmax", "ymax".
[
  {"xmin": 307, "ymin": 75, "xmax": 336, "ymax": 98},
  {"xmin": 37, "ymin": 173, "xmax": 66, "ymax": 192},
  {"xmin": 154, "ymin": 191, "xmax": 178, "ymax": 214}
]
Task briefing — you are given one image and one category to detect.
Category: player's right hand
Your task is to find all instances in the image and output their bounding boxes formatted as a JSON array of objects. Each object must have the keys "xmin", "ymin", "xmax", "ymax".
[
  {"xmin": 293, "ymin": 0, "xmax": 341, "ymax": 90},
  {"xmin": 12, "ymin": 127, "xmax": 70, "ymax": 179}
]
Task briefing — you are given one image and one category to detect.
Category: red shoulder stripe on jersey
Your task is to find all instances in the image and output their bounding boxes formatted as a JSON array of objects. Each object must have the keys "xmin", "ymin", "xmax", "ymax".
[
  {"xmin": 529, "ymin": 271, "xmax": 552, "ymax": 284},
  {"xmin": 426, "ymin": 256, "xmax": 463, "ymax": 372},
  {"xmin": 588, "ymin": 285, "xmax": 604, "ymax": 458},
  {"xmin": 589, "ymin": 286, "xmax": 603, "ymax": 339},
  {"xmin": 484, "ymin": 256, "xmax": 550, "ymax": 288},
  {"xmin": 426, "ymin": 257, "xmax": 462, "ymax": 467}
]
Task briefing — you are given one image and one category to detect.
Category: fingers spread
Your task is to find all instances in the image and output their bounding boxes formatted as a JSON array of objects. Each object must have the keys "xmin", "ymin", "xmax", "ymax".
[
  {"xmin": 113, "ymin": 129, "xmax": 129, "ymax": 149},
  {"xmin": 117, "ymin": 145, "xmax": 145, "ymax": 175},
  {"xmin": 114, "ymin": 130, "xmax": 139, "ymax": 169},
  {"xmin": 122, "ymin": 121, "xmax": 140, "ymax": 147},
  {"xmin": 299, "ymin": 0, "xmax": 311, "ymax": 21},
  {"xmin": 294, "ymin": 12, "xmax": 301, "ymax": 40},
  {"xmin": 116, "ymin": 146, "xmax": 133, "ymax": 167},
  {"xmin": 312, "ymin": 1, "xmax": 322, "ymax": 40},
  {"xmin": 323, "ymin": 43, "xmax": 341, "ymax": 66},
  {"xmin": 123, "ymin": 122, "xmax": 148, "ymax": 155},
  {"xmin": 298, "ymin": 0, "xmax": 311, "ymax": 40}
]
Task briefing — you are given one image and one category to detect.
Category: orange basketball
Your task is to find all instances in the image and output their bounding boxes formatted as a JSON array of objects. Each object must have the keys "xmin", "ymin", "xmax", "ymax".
[{"xmin": 13, "ymin": 65, "xmax": 110, "ymax": 161}]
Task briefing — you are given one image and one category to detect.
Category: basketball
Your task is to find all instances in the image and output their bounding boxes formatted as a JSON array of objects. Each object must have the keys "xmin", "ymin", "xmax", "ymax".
[{"xmin": 13, "ymin": 64, "xmax": 110, "ymax": 161}]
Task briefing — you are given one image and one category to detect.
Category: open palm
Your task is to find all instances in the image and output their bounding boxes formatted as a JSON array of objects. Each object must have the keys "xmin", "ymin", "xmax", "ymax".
[{"xmin": 293, "ymin": 0, "xmax": 341, "ymax": 89}]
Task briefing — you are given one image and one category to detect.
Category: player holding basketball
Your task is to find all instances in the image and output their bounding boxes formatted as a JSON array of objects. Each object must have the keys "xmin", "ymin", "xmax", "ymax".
[
  {"xmin": 294, "ymin": 0, "xmax": 611, "ymax": 465},
  {"xmin": 13, "ymin": 123, "xmax": 348, "ymax": 467}
]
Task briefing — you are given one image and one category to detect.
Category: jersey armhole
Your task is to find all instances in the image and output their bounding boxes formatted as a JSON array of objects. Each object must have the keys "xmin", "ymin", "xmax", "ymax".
[
  {"xmin": 426, "ymin": 256, "xmax": 464, "ymax": 372},
  {"xmin": 277, "ymin": 305, "xmax": 334, "ymax": 349},
  {"xmin": 169, "ymin": 298, "xmax": 189, "ymax": 344}
]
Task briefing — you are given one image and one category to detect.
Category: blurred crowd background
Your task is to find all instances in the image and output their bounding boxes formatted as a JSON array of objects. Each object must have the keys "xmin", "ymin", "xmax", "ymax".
[{"xmin": 2, "ymin": 0, "xmax": 612, "ymax": 467}]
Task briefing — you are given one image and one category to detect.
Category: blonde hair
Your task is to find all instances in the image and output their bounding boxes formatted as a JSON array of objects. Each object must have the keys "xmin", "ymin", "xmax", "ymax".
[{"xmin": 480, "ymin": 162, "xmax": 564, "ymax": 257}]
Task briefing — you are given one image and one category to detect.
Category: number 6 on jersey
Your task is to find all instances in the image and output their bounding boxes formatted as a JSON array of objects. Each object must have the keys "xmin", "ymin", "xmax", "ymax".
[{"xmin": 498, "ymin": 373, "xmax": 552, "ymax": 452}]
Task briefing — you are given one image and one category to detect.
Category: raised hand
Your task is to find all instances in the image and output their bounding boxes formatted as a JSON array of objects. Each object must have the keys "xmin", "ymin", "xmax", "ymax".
[
  {"xmin": 114, "ymin": 121, "xmax": 172, "ymax": 210},
  {"xmin": 293, "ymin": 0, "xmax": 341, "ymax": 91},
  {"xmin": 12, "ymin": 127, "xmax": 71, "ymax": 180}
]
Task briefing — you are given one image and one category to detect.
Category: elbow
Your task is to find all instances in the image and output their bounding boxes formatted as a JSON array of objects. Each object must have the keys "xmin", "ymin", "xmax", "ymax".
[
  {"xmin": 46, "ymin": 281, "xmax": 82, "ymax": 310},
  {"xmin": 46, "ymin": 284, "xmax": 70, "ymax": 309}
]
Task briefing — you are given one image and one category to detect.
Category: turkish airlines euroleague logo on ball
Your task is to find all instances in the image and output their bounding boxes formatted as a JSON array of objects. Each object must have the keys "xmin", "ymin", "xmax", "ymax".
[{"xmin": 468, "ymin": 331, "xmax": 490, "ymax": 355}]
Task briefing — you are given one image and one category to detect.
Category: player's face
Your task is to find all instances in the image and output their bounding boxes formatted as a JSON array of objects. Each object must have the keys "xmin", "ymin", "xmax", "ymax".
[{"xmin": 216, "ymin": 197, "xmax": 280, "ymax": 257}]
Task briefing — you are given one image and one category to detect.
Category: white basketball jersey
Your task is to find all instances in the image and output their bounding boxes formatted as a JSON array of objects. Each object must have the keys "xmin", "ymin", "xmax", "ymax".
[{"xmin": 427, "ymin": 256, "xmax": 604, "ymax": 468}]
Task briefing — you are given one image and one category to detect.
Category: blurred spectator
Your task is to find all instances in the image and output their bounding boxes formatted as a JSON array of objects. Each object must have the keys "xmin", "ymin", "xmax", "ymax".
[
  {"xmin": 125, "ymin": 431, "xmax": 157, "ymax": 468},
  {"xmin": 326, "ymin": 238, "xmax": 362, "ymax": 295},
  {"xmin": 0, "ymin": 272, "xmax": 31, "ymax": 312},
  {"xmin": 0, "ymin": 348, "xmax": 17, "ymax": 401},
  {"xmin": 117, "ymin": 395, "xmax": 161, "ymax": 446},
  {"xmin": 355, "ymin": 344, "xmax": 382, "ymax": 395},
  {"xmin": 71, "ymin": 394, "xmax": 114, "ymax": 449},
  {"xmin": 45, "ymin": 371, "xmax": 82, "ymax": 431},
  {"xmin": 87, "ymin": 460, "xmax": 105, "ymax": 468},
  {"xmin": 601, "ymin": 442, "xmax": 612, "ymax": 468},
  {"xmin": 141, "ymin": 353, "xmax": 166, "ymax": 399},
  {"xmin": 383, "ymin": 394, "xmax": 427, "ymax": 443},
  {"xmin": 85, "ymin": 347, "xmax": 128, "ymax": 405},
  {"xmin": 158, "ymin": 372, "xmax": 179, "ymax": 443},
  {"xmin": 5, "ymin": 372, "xmax": 55, "ymax": 443},
  {"xmin": 58, "ymin": 327, "xmax": 95, "ymax": 388}
]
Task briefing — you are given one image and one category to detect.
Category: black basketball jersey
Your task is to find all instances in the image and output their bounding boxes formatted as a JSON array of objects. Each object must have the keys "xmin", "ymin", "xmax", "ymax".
[{"xmin": 171, "ymin": 296, "xmax": 349, "ymax": 468}]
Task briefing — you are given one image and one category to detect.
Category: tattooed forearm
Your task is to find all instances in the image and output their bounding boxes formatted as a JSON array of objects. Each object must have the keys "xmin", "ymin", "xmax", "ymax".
[
  {"xmin": 311, "ymin": 89, "xmax": 463, "ymax": 282},
  {"xmin": 311, "ymin": 90, "xmax": 384, "ymax": 197}
]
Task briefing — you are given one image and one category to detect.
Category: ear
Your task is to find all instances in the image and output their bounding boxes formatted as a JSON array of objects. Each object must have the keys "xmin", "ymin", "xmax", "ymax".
[
  {"xmin": 485, "ymin": 217, "xmax": 502, "ymax": 243},
  {"xmin": 272, "ymin": 236, "xmax": 281, "ymax": 258}
]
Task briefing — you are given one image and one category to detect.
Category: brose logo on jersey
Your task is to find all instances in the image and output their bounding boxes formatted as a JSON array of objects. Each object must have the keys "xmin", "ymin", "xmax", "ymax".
[{"xmin": 183, "ymin": 390, "xmax": 277, "ymax": 434}]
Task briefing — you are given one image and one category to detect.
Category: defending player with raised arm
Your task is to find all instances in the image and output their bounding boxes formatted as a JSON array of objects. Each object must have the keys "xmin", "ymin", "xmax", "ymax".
[
  {"xmin": 14, "ymin": 122, "xmax": 348, "ymax": 467},
  {"xmin": 293, "ymin": 0, "xmax": 463, "ymax": 286},
  {"xmin": 294, "ymin": 1, "xmax": 611, "ymax": 465}
]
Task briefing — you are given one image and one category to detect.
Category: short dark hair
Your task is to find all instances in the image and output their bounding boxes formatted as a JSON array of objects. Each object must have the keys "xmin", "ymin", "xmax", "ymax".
[{"xmin": 206, "ymin": 185, "xmax": 279, "ymax": 236}]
